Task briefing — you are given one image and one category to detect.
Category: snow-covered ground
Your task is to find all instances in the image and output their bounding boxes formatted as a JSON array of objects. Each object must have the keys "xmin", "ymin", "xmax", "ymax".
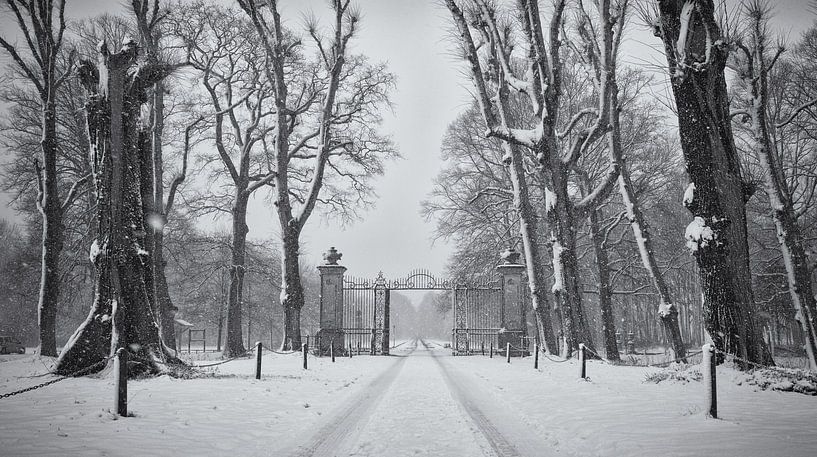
[{"xmin": 1, "ymin": 340, "xmax": 816, "ymax": 456}]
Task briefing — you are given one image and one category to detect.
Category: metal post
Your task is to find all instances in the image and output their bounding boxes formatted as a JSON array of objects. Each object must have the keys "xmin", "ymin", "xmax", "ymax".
[
  {"xmin": 703, "ymin": 344, "xmax": 717, "ymax": 418},
  {"xmin": 349, "ymin": 342, "xmax": 352, "ymax": 358},
  {"xmin": 187, "ymin": 328, "xmax": 192, "ymax": 354},
  {"xmin": 481, "ymin": 341, "xmax": 485, "ymax": 356},
  {"xmin": 534, "ymin": 343, "xmax": 539, "ymax": 369},
  {"xmin": 255, "ymin": 341, "xmax": 262, "ymax": 380},
  {"xmin": 114, "ymin": 348, "xmax": 127, "ymax": 417},
  {"xmin": 506, "ymin": 342, "xmax": 511, "ymax": 363},
  {"xmin": 330, "ymin": 339, "xmax": 335, "ymax": 362},
  {"xmin": 357, "ymin": 342, "xmax": 361, "ymax": 355},
  {"xmin": 302, "ymin": 343, "xmax": 308, "ymax": 370},
  {"xmin": 579, "ymin": 343, "xmax": 586, "ymax": 379},
  {"xmin": 490, "ymin": 343, "xmax": 494, "ymax": 358}
]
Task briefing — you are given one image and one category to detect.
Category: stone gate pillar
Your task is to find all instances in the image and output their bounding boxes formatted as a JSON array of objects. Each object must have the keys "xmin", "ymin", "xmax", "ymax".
[
  {"xmin": 317, "ymin": 247, "xmax": 346, "ymax": 356},
  {"xmin": 497, "ymin": 249, "xmax": 526, "ymax": 356}
]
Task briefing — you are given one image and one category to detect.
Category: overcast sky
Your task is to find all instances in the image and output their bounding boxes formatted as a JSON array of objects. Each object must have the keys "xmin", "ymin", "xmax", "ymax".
[{"xmin": 1, "ymin": 0, "xmax": 814, "ymax": 281}]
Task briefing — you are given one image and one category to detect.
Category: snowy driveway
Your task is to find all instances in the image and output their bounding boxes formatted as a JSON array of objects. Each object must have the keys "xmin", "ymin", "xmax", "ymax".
[{"xmin": 288, "ymin": 340, "xmax": 555, "ymax": 456}]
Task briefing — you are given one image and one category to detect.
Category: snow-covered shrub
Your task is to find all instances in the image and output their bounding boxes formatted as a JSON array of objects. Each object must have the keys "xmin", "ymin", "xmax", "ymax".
[
  {"xmin": 644, "ymin": 364, "xmax": 702, "ymax": 384},
  {"xmin": 734, "ymin": 367, "xmax": 817, "ymax": 395}
]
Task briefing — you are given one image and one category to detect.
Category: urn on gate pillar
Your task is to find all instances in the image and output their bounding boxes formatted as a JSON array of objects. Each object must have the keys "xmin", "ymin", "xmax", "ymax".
[
  {"xmin": 496, "ymin": 248, "xmax": 527, "ymax": 356},
  {"xmin": 317, "ymin": 247, "xmax": 346, "ymax": 355}
]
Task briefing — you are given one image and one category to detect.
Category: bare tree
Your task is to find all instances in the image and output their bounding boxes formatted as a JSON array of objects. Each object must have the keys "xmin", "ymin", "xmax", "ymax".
[
  {"xmin": 648, "ymin": 0, "xmax": 770, "ymax": 365},
  {"xmin": 168, "ymin": 1, "xmax": 277, "ymax": 357},
  {"xmin": 0, "ymin": 0, "xmax": 86, "ymax": 356},
  {"xmin": 728, "ymin": 1, "xmax": 817, "ymax": 369},
  {"xmin": 237, "ymin": 0, "xmax": 397, "ymax": 351}
]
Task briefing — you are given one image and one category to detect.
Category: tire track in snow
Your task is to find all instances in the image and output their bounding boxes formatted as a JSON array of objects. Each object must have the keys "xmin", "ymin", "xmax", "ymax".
[
  {"xmin": 426, "ymin": 340, "xmax": 561, "ymax": 457},
  {"xmin": 292, "ymin": 340, "xmax": 415, "ymax": 457}
]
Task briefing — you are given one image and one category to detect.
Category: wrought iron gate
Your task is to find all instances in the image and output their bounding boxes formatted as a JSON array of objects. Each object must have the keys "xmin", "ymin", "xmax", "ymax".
[
  {"xmin": 452, "ymin": 284, "xmax": 503, "ymax": 355},
  {"xmin": 343, "ymin": 273, "xmax": 390, "ymax": 355},
  {"xmin": 318, "ymin": 247, "xmax": 528, "ymax": 356}
]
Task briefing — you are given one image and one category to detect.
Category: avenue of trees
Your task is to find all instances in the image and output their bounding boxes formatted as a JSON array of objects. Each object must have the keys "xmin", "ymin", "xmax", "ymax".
[
  {"xmin": 427, "ymin": 0, "xmax": 817, "ymax": 368},
  {"xmin": 1, "ymin": 0, "xmax": 816, "ymax": 375}
]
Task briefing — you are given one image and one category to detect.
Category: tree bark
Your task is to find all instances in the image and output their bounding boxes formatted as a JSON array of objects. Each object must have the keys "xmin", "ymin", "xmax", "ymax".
[
  {"xmin": 224, "ymin": 193, "xmax": 249, "ymax": 357},
  {"xmin": 37, "ymin": 93, "xmax": 63, "ymax": 357},
  {"xmin": 280, "ymin": 227, "xmax": 305, "ymax": 350},
  {"xmin": 654, "ymin": 0, "xmax": 770, "ymax": 365}
]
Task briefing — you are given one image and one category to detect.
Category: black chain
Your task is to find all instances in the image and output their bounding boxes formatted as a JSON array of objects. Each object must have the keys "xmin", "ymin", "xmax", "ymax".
[
  {"xmin": 192, "ymin": 351, "xmax": 254, "ymax": 368},
  {"xmin": 0, "ymin": 355, "xmax": 114, "ymax": 400},
  {"xmin": 712, "ymin": 347, "xmax": 799, "ymax": 374},
  {"xmin": 262, "ymin": 344, "xmax": 298, "ymax": 355}
]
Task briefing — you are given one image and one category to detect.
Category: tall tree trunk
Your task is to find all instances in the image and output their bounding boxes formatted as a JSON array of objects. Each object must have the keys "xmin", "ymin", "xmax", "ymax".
[
  {"xmin": 588, "ymin": 207, "xmax": 620, "ymax": 361},
  {"xmin": 56, "ymin": 41, "xmax": 182, "ymax": 376},
  {"xmin": 37, "ymin": 94, "xmax": 63, "ymax": 357},
  {"xmin": 224, "ymin": 193, "xmax": 249, "ymax": 357},
  {"xmin": 280, "ymin": 227, "xmax": 305, "ymax": 351},
  {"xmin": 546, "ymin": 163, "xmax": 599, "ymax": 357},
  {"xmin": 150, "ymin": 81, "xmax": 178, "ymax": 350},
  {"xmin": 654, "ymin": 0, "xmax": 770, "ymax": 365}
]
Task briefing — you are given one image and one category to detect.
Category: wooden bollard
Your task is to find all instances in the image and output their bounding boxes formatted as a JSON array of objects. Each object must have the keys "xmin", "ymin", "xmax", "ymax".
[
  {"xmin": 349, "ymin": 342, "xmax": 353, "ymax": 358},
  {"xmin": 490, "ymin": 343, "xmax": 494, "ymax": 358},
  {"xmin": 330, "ymin": 340, "xmax": 335, "ymax": 363},
  {"xmin": 114, "ymin": 348, "xmax": 128, "ymax": 417},
  {"xmin": 481, "ymin": 341, "xmax": 485, "ymax": 356},
  {"xmin": 255, "ymin": 341, "xmax": 262, "ymax": 380},
  {"xmin": 534, "ymin": 343, "xmax": 539, "ymax": 369},
  {"xmin": 579, "ymin": 343, "xmax": 586, "ymax": 379},
  {"xmin": 506, "ymin": 342, "xmax": 511, "ymax": 363},
  {"xmin": 703, "ymin": 344, "xmax": 717, "ymax": 418},
  {"xmin": 302, "ymin": 343, "xmax": 308, "ymax": 370},
  {"xmin": 357, "ymin": 342, "xmax": 361, "ymax": 355}
]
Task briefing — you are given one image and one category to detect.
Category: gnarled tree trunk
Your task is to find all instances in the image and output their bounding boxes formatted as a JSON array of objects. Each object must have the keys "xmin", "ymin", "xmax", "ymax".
[{"xmin": 55, "ymin": 41, "xmax": 181, "ymax": 376}]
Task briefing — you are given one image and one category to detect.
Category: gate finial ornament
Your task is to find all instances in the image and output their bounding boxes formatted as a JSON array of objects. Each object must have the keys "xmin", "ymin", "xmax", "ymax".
[
  {"xmin": 323, "ymin": 246, "xmax": 342, "ymax": 265},
  {"xmin": 500, "ymin": 248, "xmax": 521, "ymax": 265}
]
